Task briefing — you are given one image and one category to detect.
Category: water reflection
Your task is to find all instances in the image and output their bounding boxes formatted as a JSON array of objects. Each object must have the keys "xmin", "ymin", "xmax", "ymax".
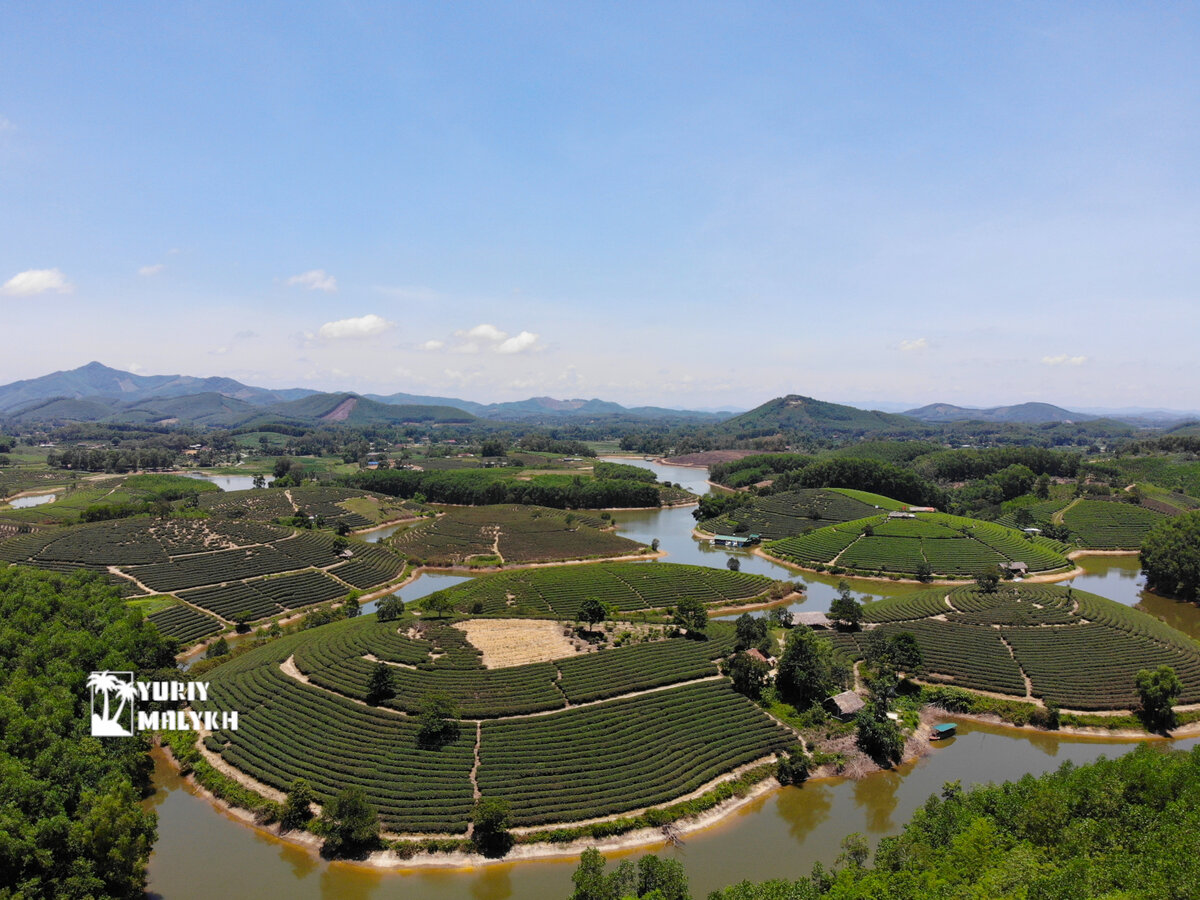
[
  {"xmin": 183, "ymin": 473, "xmax": 274, "ymax": 491},
  {"xmin": 7, "ymin": 492, "xmax": 56, "ymax": 508},
  {"xmin": 147, "ymin": 457, "xmax": 1200, "ymax": 899}
]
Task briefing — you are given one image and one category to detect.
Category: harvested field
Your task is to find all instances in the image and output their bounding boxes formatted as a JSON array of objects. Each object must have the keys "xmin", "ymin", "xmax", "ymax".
[{"xmin": 452, "ymin": 618, "xmax": 581, "ymax": 668}]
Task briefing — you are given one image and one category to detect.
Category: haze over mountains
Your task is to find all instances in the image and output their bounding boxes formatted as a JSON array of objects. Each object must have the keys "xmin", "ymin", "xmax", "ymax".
[{"xmin": 0, "ymin": 363, "xmax": 1195, "ymax": 430}]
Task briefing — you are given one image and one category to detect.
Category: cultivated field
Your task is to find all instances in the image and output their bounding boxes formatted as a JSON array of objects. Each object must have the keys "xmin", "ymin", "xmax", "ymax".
[
  {"xmin": 199, "ymin": 613, "xmax": 791, "ymax": 833},
  {"xmin": 700, "ymin": 487, "xmax": 905, "ymax": 539},
  {"xmin": 834, "ymin": 584, "xmax": 1200, "ymax": 710},
  {"xmin": 390, "ymin": 504, "xmax": 643, "ymax": 566},
  {"xmin": 0, "ymin": 517, "xmax": 404, "ymax": 627},
  {"xmin": 416, "ymin": 561, "xmax": 779, "ymax": 619},
  {"xmin": 765, "ymin": 512, "xmax": 1072, "ymax": 577}
]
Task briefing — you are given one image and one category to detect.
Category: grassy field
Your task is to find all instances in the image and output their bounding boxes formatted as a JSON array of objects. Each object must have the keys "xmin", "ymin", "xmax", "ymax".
[
  {"xmin": 0, "ymin": 472, "xmax": 219, "ymax": 525},
  {"xmin": 699, "ymin": 487, "xmax": 904, "ymax": 539},
  {"xmin": 390, "ymin": 504, "xmax": 643, "ymax": 566},
  {"xmin": 418, "ymin": 561, "xmax": 781, "ymax": 618},
  {"xmin": 838, "ymin": 584, "xmax": 1200, "ymax": 710},
  {"xmin": 765, "ymin": 511, "xmax": 1073, "ymax": 577},
  {"xmin": 198, "ymin": 612, "xmax": 791, "ymax": 833}
]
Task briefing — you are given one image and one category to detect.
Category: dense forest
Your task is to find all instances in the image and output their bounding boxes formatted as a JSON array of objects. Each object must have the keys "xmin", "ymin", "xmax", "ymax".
[{"xmin": 0, "ymin": 566, "xmax": 178, "ymax": 898}]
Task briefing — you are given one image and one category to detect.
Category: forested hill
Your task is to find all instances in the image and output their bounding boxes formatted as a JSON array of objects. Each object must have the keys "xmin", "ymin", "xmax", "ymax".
[{"xmin": 716, "ymin": 396, "xmax": 923, "ymax": 439}]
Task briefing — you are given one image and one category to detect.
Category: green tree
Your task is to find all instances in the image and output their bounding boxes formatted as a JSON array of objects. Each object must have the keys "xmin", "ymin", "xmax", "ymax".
[
  {"xmin": 206, "ymin": 635, "xmax": 229, "ymax": 659},
  {"xmin": 767, "ymin": 606, "xmax": 794, "ymax": 629},
  {"xmin": 417, "ymin": 692, "xmax": 460, "ymax": 747},
  {"xmin": 234, "ymin": 608, "xmax": 254, "ymax": 633},
  {"xmin": 776, "ymin": 627, "xmax": 843, "ymax": 709},
  {"xmin": 975, "ymin": 567, "xmax": 1001, "ymax": 593},
  {"xmin": 1035, "ymin": 472, "xmax": 1052, "ymax": 499},
  {"xmin": 673, "ymin": 596, "xmax": 708, "ymax": 636},
  {"xmin": 320, "ymin": 787, "xmax": 379, "ymax": 857},
  {"xmin": 571, "ymin": 847, "xmax": 617, "ymax": 900},
  {"xmin": 636, "ymin": 854, "xmax": 689, "ymax": 900},
  {"xmin": 471, "ymin": 797, "xmax": 513, "ymax": 857},
  {"xmin": 579, "ymin": 596, "xmax": 607, "ymax": 632},
  {"xmin": 419, "ymin": 591, "xmax": 455, "ymax": 619},
  {"xmin": 280, "ymin": 778, "xmax": 315, "ymax": 832},
  {"xmin": 914, "ymin": 559, "xmax": 933, "ymax": 582},
  {"xmin": 827, "ymin": 581, "xmax": 863, "ymax": 631},
  {"xmin": 726, "ymin": 555, "xmax": 741, "ymax": 572},
  {"xmin": 366, "ymin": 661, "xmax": 394, "ymax": 705},
  {"xmin": 855, "ymin": 696, "xmax": 904, "ymax": 765},
  {"xmin": 1135, "ymin": 665, "xmax": 1182, "ymax": 732},
  {"xmin": 376, "ymin": 596, "xmax": 402, "ymax": 621},
  {"xmin": 734, "ymin": 612, "xmax": 769, "ymax": 652},
  {"xmin": 343, "ymin": 596, "xmax": 361, "ymax": 618},
  {"xmin": 1140, "ymin": 511, "xmax": 1200, "ymax": 601},
  {"xmin": 725, "ymin": 651, "xmax": 771, "ymax": 700}
]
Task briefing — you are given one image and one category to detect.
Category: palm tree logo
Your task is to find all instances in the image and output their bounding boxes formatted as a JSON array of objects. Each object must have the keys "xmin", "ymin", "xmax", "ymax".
[{"xmin": 88, "ymin": 671, "xmax": 137, "ymax": 736}]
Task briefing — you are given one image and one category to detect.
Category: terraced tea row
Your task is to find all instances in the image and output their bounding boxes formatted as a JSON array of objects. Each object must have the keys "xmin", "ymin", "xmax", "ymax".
[
  {"xmin": 146, "ymin": 602, "xmax": 223, "ymax": 643},
  {"xmin": 391, "ymin": 505, "xmax": 641, "ymax": 566},
  {"xmin": 284, "ymin": 616, "xmax": 738, "ymax": 716},
  {"xmin": 418, "ymin": 562, "xmax": 776, "ymax": 619},
  {"xmin": 848, "ymin": 584, "xmax": 1200, "ymax": 709},
  {"xmin": 699, "ymin": 488, "xmax": 899, "ymax": 539},
  {"xmin": 478, "ymin": 680, "xmax": 794, "ymax": 826},
  {"xmin": 765, "ymin": 512, "xmax": 1072, "ymax": 577},
  {"xmin": 202, "ymin": 626, "xmax": 794, "ymax": 833},
  {"xmin": 0, "ymin": 518, "xmax": 404, "ymax": 627}
]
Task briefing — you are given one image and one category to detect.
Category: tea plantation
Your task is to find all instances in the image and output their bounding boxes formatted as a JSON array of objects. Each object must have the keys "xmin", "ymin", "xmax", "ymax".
[
  {"xmin": 198, "ymin": 611, "xmax": 794, "ymax": 834},
  {"xmin": 841, "ymin": 584, "xmax": 1200, "ymax": 710},
  {"xmin": 765, "ymin": 512, "xmax": 1073, "ymax": 577}
]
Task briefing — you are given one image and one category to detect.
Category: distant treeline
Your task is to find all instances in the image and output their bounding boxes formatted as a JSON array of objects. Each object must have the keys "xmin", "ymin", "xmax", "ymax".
[
  {"xmin": 710, "ymin": 455, "xmax": 946, "ymax": 509},
  {"xmin": 592, "ymin": 461, "xmax": 659, "ymax": 482},
  {"xmin": 47, "ymin": 446, "xmax": 178, "ymax": 472},
  {"xmin": 346, "ymin": 469, "xmax": 661, "ymax": 509}
]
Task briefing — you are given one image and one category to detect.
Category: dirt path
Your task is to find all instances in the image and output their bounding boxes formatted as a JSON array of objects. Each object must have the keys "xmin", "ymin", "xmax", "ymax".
[
  {"xmin": 1052, "ymin": 498, "xmax": 1081, "ymax": 525},
  {"xmin": 470, "ymin": 723, "xmax": 482, "ymax": 802},
  {"xmin": 999, "ymin": 634, "xmax": 1035, "ymax": 699}
]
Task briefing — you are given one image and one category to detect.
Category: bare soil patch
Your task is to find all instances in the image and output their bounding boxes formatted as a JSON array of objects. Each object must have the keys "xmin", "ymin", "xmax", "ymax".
[
  {"xmin": 660, "ymin": 450, "xmax": 757, "ymax": 467},
  {"xmin": 452, "ymin": 619, "xmax": 581, "ymax": 668}
]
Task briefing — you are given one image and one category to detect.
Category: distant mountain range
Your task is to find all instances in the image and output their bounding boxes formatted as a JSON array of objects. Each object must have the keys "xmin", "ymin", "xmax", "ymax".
[
  {"xmin": 902, "ymin": 402, "xmax": 1097, "ymax": 425},
  {"xmin": 0, "ymin": 363, "xmax": 1192, "ymax": 431},
  {"xmin": 0, "ymin": 363, "xmax": 730, "ymax": 428}
]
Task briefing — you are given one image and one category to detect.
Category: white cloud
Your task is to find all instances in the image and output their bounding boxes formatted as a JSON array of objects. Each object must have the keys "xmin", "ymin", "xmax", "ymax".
[
  {"xmin": 287, "ymin": 269, "xmax": 338, "ymax": 292},
  {"xmin": 138, "ymin": 263, "xmax": 165, "ymax": 277},
  {"xmin": 421, "ymin": 339, "xmax": 445, "ymax": 351},
  {"xmin": 1, "ymin": 268, "xmax": 74, "ymax": 296},
  {"xmin": 497, "ymin": 330, "xmax": 540, "ymax": 354},
  {"xmin": 1042, "ymin": 354, "xmax": 1088, "ymax": 366},
  {"xmin": 444, "ymin": 323, "xmax": 543, "ymax": 355},
  {"xmin": 128, "ymin": 362, "xmax": 144, "ymax": 374},
  {"xmin": 460, "ymin": 323, "xmax": 508, "ymax": 343},
  {"xmin": 317, "ymin": 313, "xmax": 394, "ymax": 340},
  {"xmin": 899, "ymin": 337, "xmax": 928, "ymax": 352},
  {"xmin": 0, "ymin": 115, "xmax": 12, "ymax": 131}
]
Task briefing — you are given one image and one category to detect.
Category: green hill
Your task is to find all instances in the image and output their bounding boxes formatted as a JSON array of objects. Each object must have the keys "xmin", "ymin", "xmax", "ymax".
[
  {"xmin": 765, "ymin": 511, "xmax": 1072, "ymax": 577},
  {"xmin": 699, "ymin": 487, "xmax": 906, "ymax": 539},
  {"xmin": 246, "ymin": 392, "xmax": 476, "ymax": 426},
  {"xmin": 717, "ymin": 394, "xmax": 922, "ymax": 438}
]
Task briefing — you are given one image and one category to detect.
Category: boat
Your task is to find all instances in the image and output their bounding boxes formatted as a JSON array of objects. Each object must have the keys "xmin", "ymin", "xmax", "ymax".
[{"xmin": 931, "ymin": 723, "xmax": 957, "ymax": 741}]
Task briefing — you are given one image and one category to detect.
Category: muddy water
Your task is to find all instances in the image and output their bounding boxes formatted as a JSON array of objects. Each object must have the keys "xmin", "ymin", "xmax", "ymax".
[
  {"xmin": 147, "ymin": 459, "xmax": 1200, "ymax": 898},
  {"xmin": 6, "ymin": 491, "xmax": 56, "ymax": 508}
]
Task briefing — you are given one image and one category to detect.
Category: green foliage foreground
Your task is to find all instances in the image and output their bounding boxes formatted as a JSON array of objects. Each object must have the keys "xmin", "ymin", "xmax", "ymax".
[
  {"xmin": 574, "ymin": 743, "xmax": 1200, "ymax": 900},
  {"xmin": 0, "ymin": 566, "xmax": 178, "ymax": 899}
]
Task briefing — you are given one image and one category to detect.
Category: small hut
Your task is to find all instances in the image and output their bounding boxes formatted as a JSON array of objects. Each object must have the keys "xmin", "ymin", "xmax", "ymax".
[
  {"xmin": 825, "ymin": 690, "xmax": 865, "ymax": 721},
  {"xmin": 792, "ymin": 611, "xmax": 831, "ymax": 629},
  {"xmin": 1001, "ymin": 561, "xmax": 1029, "ymax": 577}
]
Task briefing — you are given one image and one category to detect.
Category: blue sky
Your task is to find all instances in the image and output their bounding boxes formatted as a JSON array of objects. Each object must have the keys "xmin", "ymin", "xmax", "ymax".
[{"xmin": 2, "ymin": 2, "xmax": 1197, "ymax": 410}]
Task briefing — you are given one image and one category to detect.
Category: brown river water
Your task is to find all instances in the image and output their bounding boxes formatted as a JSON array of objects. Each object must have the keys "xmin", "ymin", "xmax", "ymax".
[{"xmin": 145, "ymin": 462, "xmax": 1200, "ymax": 898}]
